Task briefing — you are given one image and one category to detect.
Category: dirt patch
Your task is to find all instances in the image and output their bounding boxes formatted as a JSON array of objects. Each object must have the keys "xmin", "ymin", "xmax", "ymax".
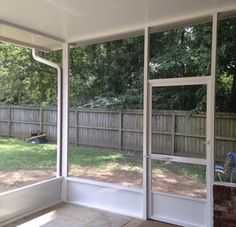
[
  {"xmin": 152, "ymin": 172, "xmax": 206, "ymax": 199},
  {"xmin": 0, "ymin": 168, "xmax": 56, "ymax": 193},
  {"xmin": 69, "ymin": 165, "xmax": 206, "ymax": 199},
  {"xmin": 70, "ymin": 165, "xmax": 143, "ymax": 188},
  {"xmin": 0, "ymin": 166, "xmax": 206, "ymax": 199}
]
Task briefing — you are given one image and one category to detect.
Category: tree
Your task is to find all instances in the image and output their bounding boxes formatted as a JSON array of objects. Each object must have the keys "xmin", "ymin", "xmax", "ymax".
[
  {"xmin": 150, "ymin": 23, "xmax": 212, "ymax": 112},
  {"xmin": 70, "ymin": 36, "xmax": 144, "ymax": 109},
  {"xmin": 0, "ymin": 43, "xmax": 61, "ymax": 106},
  {"xmin": 0, "ymin": 17, "xmax": 235, "ymax": 112},
  {"xmin": 217, "ymin": 17, "xmax": 236, "ymax": 112}
]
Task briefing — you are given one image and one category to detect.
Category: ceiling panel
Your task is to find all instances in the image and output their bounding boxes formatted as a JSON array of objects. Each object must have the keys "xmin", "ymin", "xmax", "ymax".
[{"xmin": 0, "ymin": 0, "xmax": 235, "ymax": 49}]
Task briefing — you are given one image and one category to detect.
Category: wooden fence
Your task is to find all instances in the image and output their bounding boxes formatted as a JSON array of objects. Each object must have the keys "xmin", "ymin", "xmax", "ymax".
[{"xmin": 0, "ymin": 105, "xmax": 235, "ymax": 161}]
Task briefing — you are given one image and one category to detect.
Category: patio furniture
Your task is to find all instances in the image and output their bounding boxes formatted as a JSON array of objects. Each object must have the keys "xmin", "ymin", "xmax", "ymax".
[{"xmin": 215, "ymin": 152, "xmax": 236, "ymax": 182}]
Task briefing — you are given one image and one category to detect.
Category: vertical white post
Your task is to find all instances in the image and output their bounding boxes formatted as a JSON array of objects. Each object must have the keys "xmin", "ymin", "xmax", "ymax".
[
  {"xmin": 207, "ymin": 12, "xmax": 218, "ymax": 227},
  {"xmin": 61, "ymin": 42, "xmax": 69, "ymax": 201},
  {"xmin": 143, "ymin": 26, "xmax": 150, "ymax": 219},
  {"xmin": 56, "ymin": 64, "xmax": 62, "ymax": 178}
]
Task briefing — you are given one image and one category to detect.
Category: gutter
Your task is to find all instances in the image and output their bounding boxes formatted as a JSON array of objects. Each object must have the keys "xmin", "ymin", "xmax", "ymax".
[{"xmin": 32, "ymin": 48, "xmax": 62, "ymax": 177}]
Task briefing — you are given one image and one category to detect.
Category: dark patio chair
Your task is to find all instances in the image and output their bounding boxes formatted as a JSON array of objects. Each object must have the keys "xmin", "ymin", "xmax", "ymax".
[{"xmin": 215, "ymin": 152, "xmax": 236, "ymax": 182}]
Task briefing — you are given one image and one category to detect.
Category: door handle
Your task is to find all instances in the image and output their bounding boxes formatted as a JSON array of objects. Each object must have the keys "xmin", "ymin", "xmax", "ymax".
[{"xmin": 203, "ymin": 140, "xmax": 210, "ymax": 145}]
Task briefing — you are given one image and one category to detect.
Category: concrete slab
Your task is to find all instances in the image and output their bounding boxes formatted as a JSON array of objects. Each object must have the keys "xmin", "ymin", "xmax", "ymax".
[
  {"xmin": 5, "ymin": 203, "xmax": 131, "ymax": 227},
  {"xmin": 124, "ymin": 219, "xmax": 179, "ymax": 227},
  {"xmin": 5, "ymin": 203, "xmax": 178, "ymax": 227}
]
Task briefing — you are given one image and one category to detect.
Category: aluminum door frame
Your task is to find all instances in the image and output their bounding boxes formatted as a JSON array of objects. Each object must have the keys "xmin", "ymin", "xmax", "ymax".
[{"xmin": 146, "ymin": 76, "xmax": 213, "ymax": 226}]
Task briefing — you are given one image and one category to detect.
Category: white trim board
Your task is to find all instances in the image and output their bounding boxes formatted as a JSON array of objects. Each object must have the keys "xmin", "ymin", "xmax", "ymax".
[
  {"xmin": 0, "ymin": 178, "xmax": 63, "ymax": 225},
  {"xmin": 66, "ymin": 180, "xmax": 143, "ymax": 219},
  {"xmin": 150, "ymin": 193, "xmax": 206, "ymax": 227}
]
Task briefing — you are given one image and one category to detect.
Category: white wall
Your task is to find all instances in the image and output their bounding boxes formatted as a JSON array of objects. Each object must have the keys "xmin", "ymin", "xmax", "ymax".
[{"xmin": 0, "ymin": 178, "xmax": 62, "ymax": 226}]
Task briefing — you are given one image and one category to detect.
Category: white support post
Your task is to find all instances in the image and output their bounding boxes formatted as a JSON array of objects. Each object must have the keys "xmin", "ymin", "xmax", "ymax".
[
  {"xmin": 207, "ymin": 12, "xmax": 218, "ymax": 227},
  {"xmin": 143, "ymin": 26, "xmax": 150, "ymax": 220},
  {"xmin": 61, "ymin": 43, "xmax": 69, "ymax": 201}
]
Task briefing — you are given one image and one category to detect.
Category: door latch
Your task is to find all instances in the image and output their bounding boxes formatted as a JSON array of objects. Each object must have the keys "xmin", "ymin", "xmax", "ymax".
[{"xmin": 203, "ymin": 140, "xmax": 210, "ymax": 145}]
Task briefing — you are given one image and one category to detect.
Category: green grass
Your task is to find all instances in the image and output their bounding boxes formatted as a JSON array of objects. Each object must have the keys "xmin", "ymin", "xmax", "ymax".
[
  {"xmin": 0, "ymin": 137, "xmax": 205, "ymax": 182},
  {"xmin": 68, "ymin": 145, "xmax": 143, "ymax": 174},
  {"xmin": 0, "ymin": 137, "xmax": 56, "ymax": 171}
]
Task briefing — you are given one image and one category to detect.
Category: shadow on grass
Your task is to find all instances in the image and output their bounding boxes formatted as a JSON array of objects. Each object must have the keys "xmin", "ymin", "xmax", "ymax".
[
  {"xmin": 69, "ymin": 145, "xmax": 143, "ymax": 170},
  {"xmin": 152, "ymin": 161, "xmax": 206, "ymax": 182}
]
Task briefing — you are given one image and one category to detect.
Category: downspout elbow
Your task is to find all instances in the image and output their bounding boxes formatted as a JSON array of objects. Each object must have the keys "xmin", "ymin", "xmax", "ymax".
[{"xmin": 32, "ymin": 48, "xmax": 61, "ymax": 74}]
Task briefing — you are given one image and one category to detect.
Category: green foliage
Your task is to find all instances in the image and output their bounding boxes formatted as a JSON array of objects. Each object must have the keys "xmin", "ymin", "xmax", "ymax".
[
  {"xmin": 217, "ymin": 17, "xmax": 236, "ymax": 112},
  {"xmin": 0, "ymin": 17, "xmax": 236, "ymax": 112},
  {"xmin": 150, "ymin": 24, "xmax": 212, "ymax": 79},
  {"xmin": 150, "ymin": 24, "xmax": 211, "ymax": 112},
  {"xmin": 69, "ymin": 37, "xmax": 144, "ymax": 109},
  {"xmin": 0, "ymin": 43, "xmax": 61, "ymax": 106}
]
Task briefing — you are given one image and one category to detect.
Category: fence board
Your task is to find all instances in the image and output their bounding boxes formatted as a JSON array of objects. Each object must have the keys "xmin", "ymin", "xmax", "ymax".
[{"xmin": 0, "ymin": 106, "xmax": 235, "ymax": 161}]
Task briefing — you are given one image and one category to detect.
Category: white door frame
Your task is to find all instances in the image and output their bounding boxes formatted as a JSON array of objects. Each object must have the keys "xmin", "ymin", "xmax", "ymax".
[
  {"xmin": 146, "ymin": 76, "xmax": 213, "ymax": 226},
  {"xmin": 143, "ymin": 12, "xmax": 217, "ymax": 225}
]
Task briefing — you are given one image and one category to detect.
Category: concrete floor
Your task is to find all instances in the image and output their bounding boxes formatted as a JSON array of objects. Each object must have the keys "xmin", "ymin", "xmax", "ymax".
[{"xmin": 5, "ymin": 203, "xmax": 178, "ymax": 227}]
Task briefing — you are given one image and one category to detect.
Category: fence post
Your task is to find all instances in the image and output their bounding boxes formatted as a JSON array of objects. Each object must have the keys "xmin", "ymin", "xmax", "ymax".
[
  {"xmin": 8, "ymin": 107, "xmax": 11, "ymax": 138},
  {"xmin": 119, "ymin": 110, "xmax": 123, "ymax": 150},
  {"xmin": 75, "ymin": 109, "xmax": 78, "ymax": 146},
  {"xmin": 171, "ymin": 113, "xmax": 176, "ymax": 155},
  {"xmin": 39, "ymin": 107, "xmax": 43, "ymax": 132}
]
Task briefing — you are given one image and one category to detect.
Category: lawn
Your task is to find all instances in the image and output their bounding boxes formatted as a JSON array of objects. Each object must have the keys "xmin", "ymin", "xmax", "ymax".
[
  {"xmin": 0, "ymin": 137, "xmax": 206, "ymax": 198},
  {"xmin": 0, "ymin": 137, "xmax": 57, "ymax": 192},
  {"xmin": 0, "ymin": 137, "xmax": 56, "ymax": 171},
  {"xmin": 69, "ymin": 145, "xmax": 143, "ymax": 175}
]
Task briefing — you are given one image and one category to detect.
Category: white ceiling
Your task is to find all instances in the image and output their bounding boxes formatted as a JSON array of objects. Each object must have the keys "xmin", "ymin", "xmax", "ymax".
[{"xmin": 0, "ymin": 0, "xmax": 236, "ymax": 50}]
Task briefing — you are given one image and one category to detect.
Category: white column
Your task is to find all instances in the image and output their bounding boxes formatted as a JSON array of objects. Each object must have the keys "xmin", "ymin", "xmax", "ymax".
[
  {"xmin": 61, "ymin": 42, "xmax": 69, "ymax": 200},
  {"xmin": 143, "ymin": 26, "xmax": 150, "ymax": 219},
  {"xmin": 207, "ymin": 12, "xmax": 218, "ymax": 227}
]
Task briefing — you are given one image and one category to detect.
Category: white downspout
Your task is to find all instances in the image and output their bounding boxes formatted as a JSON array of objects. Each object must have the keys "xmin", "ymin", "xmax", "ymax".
[{"xmin": 32, "ymin": 48, "xmax": 62, "ymax": 178}]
